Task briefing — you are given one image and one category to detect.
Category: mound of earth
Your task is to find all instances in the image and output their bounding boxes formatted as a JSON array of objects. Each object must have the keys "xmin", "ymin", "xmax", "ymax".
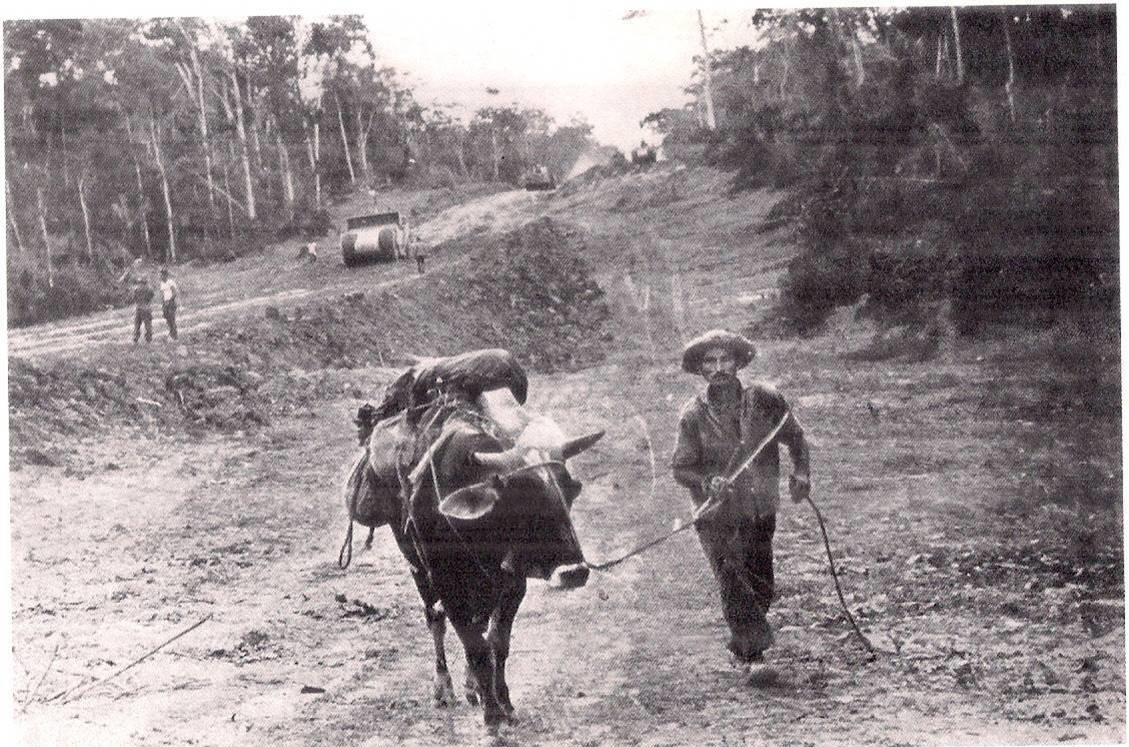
[{"xmin": 8, "ymin": 217, "xmax": 611, "ymax": 468}]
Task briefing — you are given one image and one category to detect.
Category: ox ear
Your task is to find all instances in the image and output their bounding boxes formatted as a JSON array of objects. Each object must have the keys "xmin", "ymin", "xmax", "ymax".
[
  {"xmin": 438, "ymin": 483, "xmax": 501, "ymax": 521},
  {"xmin": 561, "ymin": 430, "xmax": 605, "ymax": 460}
]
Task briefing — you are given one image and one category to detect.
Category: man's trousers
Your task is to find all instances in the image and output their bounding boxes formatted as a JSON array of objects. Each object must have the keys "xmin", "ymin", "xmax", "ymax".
[{"xmin": 696, "ymin": 513, "xmax": 776, "ymax": 662}]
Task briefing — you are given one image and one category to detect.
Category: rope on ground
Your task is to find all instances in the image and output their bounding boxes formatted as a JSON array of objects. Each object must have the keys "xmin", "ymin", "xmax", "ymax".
[
  {"xmin": 805, "ymin": 494, "xmax": 879, "ymax": 657},
  {"xmin": 57, "ymin": 613, "xmax": 214, "ymax": 704}
]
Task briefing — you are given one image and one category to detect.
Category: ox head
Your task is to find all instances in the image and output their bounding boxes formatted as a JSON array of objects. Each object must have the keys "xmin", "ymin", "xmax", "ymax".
[{"xmin": 437, "ymin": 418, "xmax": 603, "ymax": 590}]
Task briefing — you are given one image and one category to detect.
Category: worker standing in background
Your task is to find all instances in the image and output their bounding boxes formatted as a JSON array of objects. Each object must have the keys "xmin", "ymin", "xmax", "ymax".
[
  {"xmin": 300, "ymin": 240, "xmax": 318, "ymax": 263},
  {"xmin": 131, "ymin": 276, "xmax": 155, "ymax": 345},
  {"xmin": 159, "ymin": 268, "xmax": 179, "ymax": 341},
  {"xmin": 414, "ymin": 237, "xmax": 427, "ymax": 274}
]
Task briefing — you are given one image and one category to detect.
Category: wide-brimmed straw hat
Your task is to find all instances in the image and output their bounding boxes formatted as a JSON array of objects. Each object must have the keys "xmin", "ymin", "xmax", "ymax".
[{"xmin": 681, "ymin": 329, "xmax": 757, "ymax": 375}]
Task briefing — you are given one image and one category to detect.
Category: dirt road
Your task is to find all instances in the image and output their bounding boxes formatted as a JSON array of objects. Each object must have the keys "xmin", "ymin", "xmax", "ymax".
[
  {"xmin": 9, "ymin": 167, "xmax": 1123, "ymax": 745},
  {"xmin": 8, "ymin": 187, "xmax": 540, "ymax": 359}
]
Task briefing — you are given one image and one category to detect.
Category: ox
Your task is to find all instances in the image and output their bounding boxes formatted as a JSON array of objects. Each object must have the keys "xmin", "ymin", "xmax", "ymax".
[{"xmin": 376, "ymin": 390, "xmax": 602, "ymax": 727}]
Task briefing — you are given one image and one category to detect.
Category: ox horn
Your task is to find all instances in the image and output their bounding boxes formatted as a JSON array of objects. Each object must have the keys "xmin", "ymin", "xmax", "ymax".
[
  {"xmin": 561, "ymin": 430, "xmax": 605, "ymax": 460},
  {"xmin": 470, "ymin": 447, "xmax": 524, "ymax": 472}
]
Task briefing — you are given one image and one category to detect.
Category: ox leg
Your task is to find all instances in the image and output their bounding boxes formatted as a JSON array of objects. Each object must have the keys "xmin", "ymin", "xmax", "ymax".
[
  {"xmin": 448, "ymin": 609, "xmax": 506, "ymax": 727},
  {"xmin": 464, "ymin": 665, "xmax": 481, "ymax": 706},
  {"xmin": 426, "ymin": 599, "xmax": 457, "ymax": 707},
  {"xmin": 392, "ymin": 521, "xmax": 455, "ymax": 707},
  {"xmin": 486, "ymin": 578, "xmax": 526, "ymax": 721}
]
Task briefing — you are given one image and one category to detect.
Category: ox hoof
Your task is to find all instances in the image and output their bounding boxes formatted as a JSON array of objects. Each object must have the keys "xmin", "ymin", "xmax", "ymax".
[
  {"xmin": 745, "ymin": 663, "xmax": 779, "ymax": 687},
  {"xmin": 465, "ymin": 674, "xmax": 481, "ymax": 705},
  {"xmin": 433, "ymin": 674, "xmax": 457, "ymax": 708}
]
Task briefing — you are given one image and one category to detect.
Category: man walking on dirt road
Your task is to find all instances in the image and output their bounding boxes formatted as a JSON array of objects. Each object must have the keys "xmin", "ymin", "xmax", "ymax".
[
  {"xmin": 159, "ymin": 268, "xmax": 179, "ymax": 341},
  {"xmin": 671, "ymin": 329, "xmax": 810, "ymax": 678},
  {"xmin": 131, "ymin": 276, "xmax": 155, "ymax": 345}
]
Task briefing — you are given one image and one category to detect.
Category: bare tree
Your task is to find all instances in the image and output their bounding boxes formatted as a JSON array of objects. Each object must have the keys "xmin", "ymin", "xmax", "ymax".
[
  {"xmin": 174, "ymin": 21, "xmax": 217, "ymax": 214},
  {"xmin": 226, "ymin": 65, "xmax": 257, "ymax": 221},
  {"xmin": 1002, "ymin": 11, "xmax": 1017, "ymax": 122},
  {"xmin": 334, "ymin": 91, "xmax": 357, "ymax": 183},
  {"xmin": 147, "ymin": 110, "xmax": 176, "ymax": 263},
  {"xmin": 950, "ymin": 7, "xmax": 965, "ymax": 84},
  {"xmin": 6, "ymin": 180, "xmax": 26, "ymax": 253},
  {"xmin": 35, "ymin": 186, "xmax": 54, "ymax": 288},
  {"xmin": 696, "ymin": 10, "xmax": 717, "ymax": 129},
  {"xmin": 272, "ymin": 115, "xmax": 296, "ymax": 208},
  {"xmin": 77, "ymin": 173, "xmax": 94, "ymax": 259}
]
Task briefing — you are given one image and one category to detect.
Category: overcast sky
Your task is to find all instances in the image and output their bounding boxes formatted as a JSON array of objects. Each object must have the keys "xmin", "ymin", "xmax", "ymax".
[
  {"xmin": 368, "ymin": 7, "xmax": 763, "ymax": 151},
  {"xmin": 16, "ymin": 3, "xmax": 778, "ymax": 150}
]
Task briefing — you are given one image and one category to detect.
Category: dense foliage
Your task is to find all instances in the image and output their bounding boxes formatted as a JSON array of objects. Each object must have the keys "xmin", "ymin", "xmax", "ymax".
[
  {"xmin": 4, "ymin": 16, "xmax": 598, "ymax": 325},
  {"xmin": 648, "ymin": 6, "xmax": 1117, "ymax": 333}
]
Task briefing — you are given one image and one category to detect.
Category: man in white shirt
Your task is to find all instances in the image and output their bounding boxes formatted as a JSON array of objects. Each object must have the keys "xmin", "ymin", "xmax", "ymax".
[{"xmin": 159, "ymin": 268, "xmax": 179, "ymax": 341}]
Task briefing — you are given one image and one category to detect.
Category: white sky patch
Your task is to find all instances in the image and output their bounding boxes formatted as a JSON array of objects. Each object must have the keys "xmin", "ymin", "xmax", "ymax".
[
  {"xmin": 368, "ymin": 6, "xmax": 763, "ymax": 150},
  {"xmin": 4, "ymin": 2, "xmax": 785, "ymax": 146}
]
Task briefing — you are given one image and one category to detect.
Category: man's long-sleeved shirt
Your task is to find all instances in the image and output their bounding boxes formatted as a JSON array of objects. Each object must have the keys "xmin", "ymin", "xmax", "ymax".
[
  {"xmin": 132, "ymin": 283, "xmax": 154, "ymax": 310},
  {"xmin": 671, "ymin": 381, "xmax": 809, "ymax": 519}
]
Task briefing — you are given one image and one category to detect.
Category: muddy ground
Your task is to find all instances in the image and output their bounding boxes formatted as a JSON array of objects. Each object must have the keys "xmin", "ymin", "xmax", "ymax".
[{"xmin": 8, "ymin": 166, "xmax": 1124, "ymax": 746}]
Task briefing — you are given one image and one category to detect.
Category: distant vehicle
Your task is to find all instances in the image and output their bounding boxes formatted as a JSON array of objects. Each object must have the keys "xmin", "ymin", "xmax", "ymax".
[
  {"xmin": 522, "ymin": 165, "xmax": 556, "ymax": 191},
  {"xmin": 631, "ymin": 142, "xmax": 657, "ymax": 168},
  {"xmin": 341, "ymin": 212, "xmax": 410, "ymax": 267}
]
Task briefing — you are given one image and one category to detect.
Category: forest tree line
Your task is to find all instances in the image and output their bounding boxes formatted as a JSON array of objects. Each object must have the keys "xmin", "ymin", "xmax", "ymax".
[
  {"xmin": 4, "ymin": 15, "xmax": 598, "ymax": 326},
  {"xmin": 647, "ymin": 5, "xmax": 1117, "ymax": 333}
]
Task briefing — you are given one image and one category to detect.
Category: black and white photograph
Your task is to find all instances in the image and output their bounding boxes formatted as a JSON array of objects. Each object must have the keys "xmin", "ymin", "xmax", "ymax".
[{"xmin": 3, "ymin": 4, "xmax": 1122, "ymax": 745}]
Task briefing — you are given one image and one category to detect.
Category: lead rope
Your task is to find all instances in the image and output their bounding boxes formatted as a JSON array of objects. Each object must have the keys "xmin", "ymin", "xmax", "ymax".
[
  {"xmin": 584, "ymin": 412, "xmax": 792, "ymax": 571},
  {"xmin": 804, "ymin": 493, "xmax": 876, "ymax": 655},
  {"xmin": 337, "ymin": 520, "xmax": 355, "ymax": 569},
  {"xmin": 582, "ymin": 409, "xmax": 880, "ymax": 657}
]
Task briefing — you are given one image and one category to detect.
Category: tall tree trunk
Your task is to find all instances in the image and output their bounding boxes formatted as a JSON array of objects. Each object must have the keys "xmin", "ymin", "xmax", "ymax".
[
  {"xmin": 133, "ymin": 162, "xmax": 153, "ymax": 259},
  {"xmin": 935, "ymin": 32, "xmax": 945, "ymax": 79},
  {"xmin": 950, "ymin": 7, "xmax": 965, "ymax": 85},
  {"xmin": 335, "ymin": 92, "xmax": 356, "ymax": 183},
  {"xmin": 227, "ymin": 68, "xmax": 257, "ymax": 221},
  {"xmin": 275, "ymin": 125, "xmax": 296, "ymax": 207},
  {"xmin": 314, "ymin": 121, "xmax": 321, "ymax": 207},
  {"xmin": 355, "ymin": 108, "xmax": 375, "ymax": 182},
  {"xmin": 224, "ymin": 140, "xmax": 236, "ymax": 238},
  {"xmin": 249, "ymin": 91, "xmax": 264, "ymax": 180},
  {"xmin": 490, "ymin": 129, "xmax": 500, "ymax": 181},
  {"xmin": 1002, "ymin": 12, "xmax": 1017, "ymax": 122},
  {"xmin": 60, "ymin": 126, "xmax": 71, "ymax": 189},
  {"xmin": 148, "ymin": 114, "xmax": 177, "ymax": 264},
  {"xmin": 186, "ymin": 44, "xmax": 216, "ymax": 213},
  {"xmin": 456, "ymin": 133, "xmax": 469, "ymax": 178},
  {"xmin": 696, "ymin": 10, "xmax": 717, "ymax": 129},
  {"xmin": 304, "ymin": 118, "xmax": 322, "ymax": 209},
  {"xmin": 36, "ymin": 187, "xmax": 54, "ymax": 288},
  {"xmin": 6, "ymin": 180, "xmax": 25, "ymax": 253},
  {"xmin": 122, "ymin": 110, "xmax": 154, "ymax": 258},
  {"xmin": 78, "ymin": 174, "xmax": 93, "ymax": 259}
]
